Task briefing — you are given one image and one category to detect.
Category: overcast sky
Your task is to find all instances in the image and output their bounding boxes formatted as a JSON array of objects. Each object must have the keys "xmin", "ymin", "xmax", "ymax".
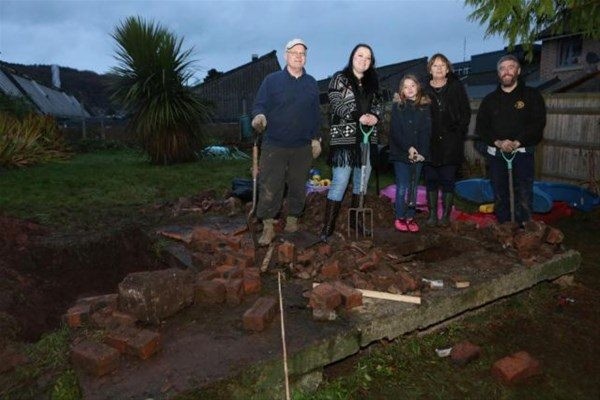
[{"xmin": 0, "ymin": 0, "xmax": 507, "ymax": 83}]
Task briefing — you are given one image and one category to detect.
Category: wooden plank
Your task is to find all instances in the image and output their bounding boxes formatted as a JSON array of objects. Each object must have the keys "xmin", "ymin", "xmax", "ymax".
[
  {"xmin": 357, "ymin": 289, "xmax": 422, "ymax": 305},
  {"xmin": 313, "ymin": 283, "xmax": 421, "ymax": 305}
]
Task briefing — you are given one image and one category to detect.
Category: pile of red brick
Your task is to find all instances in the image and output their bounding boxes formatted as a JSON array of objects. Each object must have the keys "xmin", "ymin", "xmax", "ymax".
[
  {"xmin": 488, "ymin": 220, "xmax": 565, "ymax": 266},
  {"xmin": 65, "ymin": 294, "xmax": 161, "ymax": 377}
]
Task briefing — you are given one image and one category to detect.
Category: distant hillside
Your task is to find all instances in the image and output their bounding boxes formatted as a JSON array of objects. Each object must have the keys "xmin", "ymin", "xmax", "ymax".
[{"xmin": 3, "ymin": 62, "xmax": 114, "ymax": 116}]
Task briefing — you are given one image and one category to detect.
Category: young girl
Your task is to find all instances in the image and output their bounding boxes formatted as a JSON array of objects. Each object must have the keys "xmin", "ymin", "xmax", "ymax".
[{"xmin": 389, "ymin": 75, "xmax": 432, "ymax": 232}]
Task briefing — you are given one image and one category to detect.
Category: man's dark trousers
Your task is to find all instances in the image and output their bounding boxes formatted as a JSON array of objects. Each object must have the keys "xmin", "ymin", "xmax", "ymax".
[{"xmin": 489, "ymin": 151, "xmax": 535, "ymax": 224}]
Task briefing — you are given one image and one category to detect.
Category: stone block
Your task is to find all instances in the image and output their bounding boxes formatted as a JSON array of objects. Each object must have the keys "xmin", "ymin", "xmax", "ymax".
[
  {"xmin": 309, "ymin": 283, "xmax": 341, "ymax": 310},
  {"xmin": 195, "ymin": 279, "xmax": 226, "ymax": 304},
  {"xmin": 190, "ymin": 226, "xmax": 220, "ymax": 243},
  {"xmin": 297, "ymin": 249, "xmax": 316, "ymax": 265},
  {"xmin": 321, "ymin": 260, "xmax": 341, "ymax": 279},
  {"xmin": 126, "ymin": 329, "xmax": 162, "ymax": 359},
  {"xmin": 90, "ymin": 306, "xmax": 119, "ymax": 329},
  {"xmin": 243, "ymin": 274, "xmax": 261, "ymax": 295},
  {"xmin": 243, "ymin": 297, "xmax": 278, "ymax": 332},
  {"xmin": 243, "ymin": 267, "xmax": 260, "ymax": 278},
  {"xmin": 111, "ymin": 310, "xmax": 137, "ymax": 327},
  {"xmin": 118, "ymin": 268, "xmax": 195, "ymax": 323},
  {"xmin": 332, "ymin": 281, "xmax": 362, "ymax": 310},
  {"xmin": 76, "ymin": 293, "xmax": 118, "ymax": 312},
  {"xmin": 240, "ymin": 245, "xmax": 256, "ymax": 261},
  {"xmin": 104, "ymin": 326, "xmax": 136, "ymax": 354},
  {"xmin": 317, "ymin": 244, "xmax": 332, "ymax": 257},
  {"xmin": 545, "ymin": 226, "xmax": 564, "ymax": 244},
  {"xmin": 277, "ymin": 241, "xmax": 296, "ymax": 264},
  {"xmin": 491, "ymin": 351, "xmax": 541, "ymax": 384},
  {"xmin": 71, "ymin": 340, "xmax": 120, "ymax": 376},
  {"xmin": 221, "ymin": 250, "xmax": 253, "ymax": 269},
  {"xmin": 395, "ymin": 270, "xmax": 419, "ymax": 293},
  {"xmin": 215, "ymin": 264, "xmax": 243, "ymax": 279},
  {"xmin": 358, "ymin": 261, "xmax": 376, "ymax": 272},
  {"xmin": 64, "ymin": 303, "xmax": 90, "ymax": 328},
  {"xmin": 225, "ymin": 278, "xmax": 244, "ymax": 305},
  {"xmin": 105, "ymin": 327, "xmax": 161, "ymax": 359},
  {"xmin": 450, "ymin": 341, "xmax": 481, "ymax": 366},
  {"xmin": 369, "ymin": 249, "xmax": 384, "ymax": 264},
  {"xmin": 197, "ymin": 269, "xmax": 219, "ymax": 282},
  {"xmin": 514, "ymin": 231, "xmax": 541, "ymax": 253},
  {"xmin": 191, "ymin": 252, "xmax": 212, "ymax": 269},
  {"xmin": 312, "ymin": 307, "xmax": 337, "ymax": 321},
  {"xmin": 523, "ymin": 220, "xmax": 547, "ymax": 238},
  {"xmin": 223, "ymin": 236, "xmax": 242, "ymax": 251},
  {"xmin": 351, "ymin": 272, "xmax": 373, "ymax": 290}
]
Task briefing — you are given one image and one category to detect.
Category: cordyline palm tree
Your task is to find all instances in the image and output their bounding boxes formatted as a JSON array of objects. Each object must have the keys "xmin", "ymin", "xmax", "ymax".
[{"xmin": 110, "ymin": 16, "xmax": 211, "ymax": 165}]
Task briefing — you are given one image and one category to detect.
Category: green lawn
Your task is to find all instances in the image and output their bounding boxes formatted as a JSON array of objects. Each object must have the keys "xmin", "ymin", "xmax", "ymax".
[
  {"xmin": 0, "ymin": 148, "xmax": 396, "ymax": 232},
  {"xmin": 0, "ymin": 149, "xmax": 251, "ymax": 231}
]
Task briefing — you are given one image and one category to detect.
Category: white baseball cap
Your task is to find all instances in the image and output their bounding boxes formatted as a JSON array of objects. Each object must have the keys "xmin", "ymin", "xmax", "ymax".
[{"xmin": 285, "ymin": 38, "xmax": 307, "ymax": 50}]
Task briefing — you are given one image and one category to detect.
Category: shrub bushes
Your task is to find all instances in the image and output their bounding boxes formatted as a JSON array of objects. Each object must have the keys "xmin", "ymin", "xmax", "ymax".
[{"xmin": 0, "ymin": 112, "xmax": 70, "ymax": 167}]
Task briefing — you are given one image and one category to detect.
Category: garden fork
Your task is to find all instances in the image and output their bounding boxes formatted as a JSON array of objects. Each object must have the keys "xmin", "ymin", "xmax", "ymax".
[{"xmin": 348, "ymin": 124, "xmax": 374, "ymax": 238}]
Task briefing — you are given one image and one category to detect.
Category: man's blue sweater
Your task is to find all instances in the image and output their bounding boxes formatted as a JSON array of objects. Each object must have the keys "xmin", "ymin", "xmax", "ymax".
[{"xmin": 253, "ymin": 68, "xmax": 321, "ymax": 148}]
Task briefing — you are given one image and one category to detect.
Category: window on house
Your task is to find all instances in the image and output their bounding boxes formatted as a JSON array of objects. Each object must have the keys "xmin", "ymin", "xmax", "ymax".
[{"xmin": 557, "ymin": 37, "xmax": 582, "ymax": 67}]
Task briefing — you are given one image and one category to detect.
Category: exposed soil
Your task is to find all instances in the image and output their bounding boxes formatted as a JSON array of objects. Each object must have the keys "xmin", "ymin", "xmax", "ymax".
[
  {"xmin": 1, "ymin": 191, "xmax": 597, "ymax": 399},
  {"xmin": 0, "ymin": 215, "xmax": 166, "ymax": 342}
]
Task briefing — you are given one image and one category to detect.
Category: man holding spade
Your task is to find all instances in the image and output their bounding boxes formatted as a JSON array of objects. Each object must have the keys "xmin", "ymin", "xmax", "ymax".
[{"xmin": 475, "ymin": 54, "xmax": 546, "ymax": 226}]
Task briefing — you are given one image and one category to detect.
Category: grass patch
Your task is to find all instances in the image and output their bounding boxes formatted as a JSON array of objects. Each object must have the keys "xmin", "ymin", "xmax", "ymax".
[
  {"xmin": 0, "ymin": 326, "xmax": 81, "ymax": 399},
  {"xmin": 0, "ymin": 148, "xmax": 250, "ymax": 231}
]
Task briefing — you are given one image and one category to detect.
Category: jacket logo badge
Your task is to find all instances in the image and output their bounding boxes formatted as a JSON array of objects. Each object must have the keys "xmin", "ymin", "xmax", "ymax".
[{"xmin": 514, "ymin": 100, "xmax": 525, "ymax": 109}]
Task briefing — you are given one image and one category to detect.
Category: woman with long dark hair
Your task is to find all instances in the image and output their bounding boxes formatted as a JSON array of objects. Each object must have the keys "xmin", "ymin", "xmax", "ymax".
[{"xmin": 319, "ymin": 43, "xmax": 382, "ymax": 240}]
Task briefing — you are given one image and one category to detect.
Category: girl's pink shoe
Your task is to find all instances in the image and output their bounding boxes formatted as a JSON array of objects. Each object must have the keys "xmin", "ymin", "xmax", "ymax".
[
  {"xmin": 406, "ymin": 219, "xmax": 420, "ymax": 233},
  {"xmin": 395, "ymin": 219, "xmax": 408, "ymax": 232}
]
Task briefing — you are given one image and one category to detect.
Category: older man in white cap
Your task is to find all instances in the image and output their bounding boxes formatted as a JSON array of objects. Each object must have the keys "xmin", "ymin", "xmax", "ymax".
[{"xmin": 251, "ymin": 38, "xmax": 322, "ymax": 245}]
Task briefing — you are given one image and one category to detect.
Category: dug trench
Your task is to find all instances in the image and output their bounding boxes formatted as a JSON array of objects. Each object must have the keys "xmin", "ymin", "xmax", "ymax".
[{"xmin": 0, "ymin": 215, "xmax": 166, "ymax": 343}]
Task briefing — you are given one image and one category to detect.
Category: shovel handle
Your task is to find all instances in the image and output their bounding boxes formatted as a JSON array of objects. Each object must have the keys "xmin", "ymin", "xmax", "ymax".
[
  {"xmin": 501, "ymin": 151, "xmax": 517, "ymax": 170},
  {"xmin": 359, "ymin": 124, "xmax": 374, "ymax": 144}
]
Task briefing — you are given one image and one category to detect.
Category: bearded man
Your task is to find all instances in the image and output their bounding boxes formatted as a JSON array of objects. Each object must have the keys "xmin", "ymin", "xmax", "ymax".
[{"xmin": 475, "ymin": 54, "xmax": 546, "ymax": 226}]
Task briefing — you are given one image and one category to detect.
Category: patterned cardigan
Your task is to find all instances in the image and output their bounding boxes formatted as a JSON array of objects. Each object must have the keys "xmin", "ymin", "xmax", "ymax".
[{"xmin": 327, "ymin": 71, "xmax": 382, "ymax": 167}]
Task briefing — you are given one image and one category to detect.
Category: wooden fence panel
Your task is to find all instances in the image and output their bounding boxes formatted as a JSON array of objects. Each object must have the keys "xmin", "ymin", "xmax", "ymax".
[{"xmin": 463, "ymin": 93, "xmax": 599, "ymax": 191}]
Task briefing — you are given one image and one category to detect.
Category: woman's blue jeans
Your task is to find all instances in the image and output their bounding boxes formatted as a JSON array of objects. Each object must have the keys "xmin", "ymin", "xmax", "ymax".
[
  {"xmin": 327, "ymin": 159, "xmax": 372, "ymax": 202},
  {"xmin": 393, "ymin": 161, "xmax": 423, "ymax": 219}
]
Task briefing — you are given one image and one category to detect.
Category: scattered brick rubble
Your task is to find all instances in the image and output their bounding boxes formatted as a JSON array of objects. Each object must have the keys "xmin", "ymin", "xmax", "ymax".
[{"xmin": 61, "ymin": 192, "xmax": 565, "ymax": 378}]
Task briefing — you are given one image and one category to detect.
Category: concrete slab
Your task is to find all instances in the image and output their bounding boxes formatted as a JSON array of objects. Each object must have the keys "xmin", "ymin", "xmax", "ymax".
[{"xmin": 78, "ymin": 247, "xmax": 580, "ymax": 400}]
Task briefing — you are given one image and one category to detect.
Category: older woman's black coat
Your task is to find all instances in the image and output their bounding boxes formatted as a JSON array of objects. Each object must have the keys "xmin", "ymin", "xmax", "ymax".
[{"xmin": 424, "ymin": 73, "xmax": 470, "ymax": 166}]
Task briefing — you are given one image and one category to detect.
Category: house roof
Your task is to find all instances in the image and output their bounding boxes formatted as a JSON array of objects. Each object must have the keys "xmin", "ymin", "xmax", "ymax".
[
  {"xmin": 195, "ymin": 51, "xmax": 280, "ymax": 89},
  {"xmin": 0, "ymin": 64, "xmax": 90, "ymax": 118},
  {"xmin": 540, "ymin": 69, "xmax": 600, "ymax": 93},
  {"xmin": 317, "ymin": 57, "xmax": 429, "ymax": 93},
  {"xmin": 0, "ymin": 68, "xmax": 23, "ymax": 97}
]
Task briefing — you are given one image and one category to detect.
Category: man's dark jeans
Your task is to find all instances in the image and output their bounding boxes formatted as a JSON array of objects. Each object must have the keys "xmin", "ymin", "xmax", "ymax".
[{"xmin": 489, "ymin": 151, "xmax": 535, "ymax": 224}]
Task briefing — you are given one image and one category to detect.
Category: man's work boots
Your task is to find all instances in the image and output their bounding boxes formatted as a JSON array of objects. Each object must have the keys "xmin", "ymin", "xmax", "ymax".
[
  {"xmin": 258, "ymin": 218, "xmax": 276, "ymax": 246},
  {"xmin": 284, "ymin": 216, "xmax": 299, "ymax": 233}
]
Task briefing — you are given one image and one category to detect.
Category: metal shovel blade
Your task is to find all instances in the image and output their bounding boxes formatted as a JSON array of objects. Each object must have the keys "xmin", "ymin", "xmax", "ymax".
[{"xmin": 347, "ymin": 147, "xmax": 374, "ymax": 238}]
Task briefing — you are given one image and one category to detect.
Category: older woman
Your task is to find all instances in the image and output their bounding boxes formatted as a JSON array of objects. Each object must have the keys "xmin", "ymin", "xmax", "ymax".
[
  {"xmin": 423, "ymin": 53, "xmax": 471, "ymax": 226},
  {"xmin": 319, "ymin": 43, "xmax": 382, "ymax": 240}
]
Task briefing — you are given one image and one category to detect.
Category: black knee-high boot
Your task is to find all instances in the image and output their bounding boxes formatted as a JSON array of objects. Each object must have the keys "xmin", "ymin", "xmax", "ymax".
[{"xmin": 320, "ymin": 199, "xmax": 342, "ymax": 241}]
